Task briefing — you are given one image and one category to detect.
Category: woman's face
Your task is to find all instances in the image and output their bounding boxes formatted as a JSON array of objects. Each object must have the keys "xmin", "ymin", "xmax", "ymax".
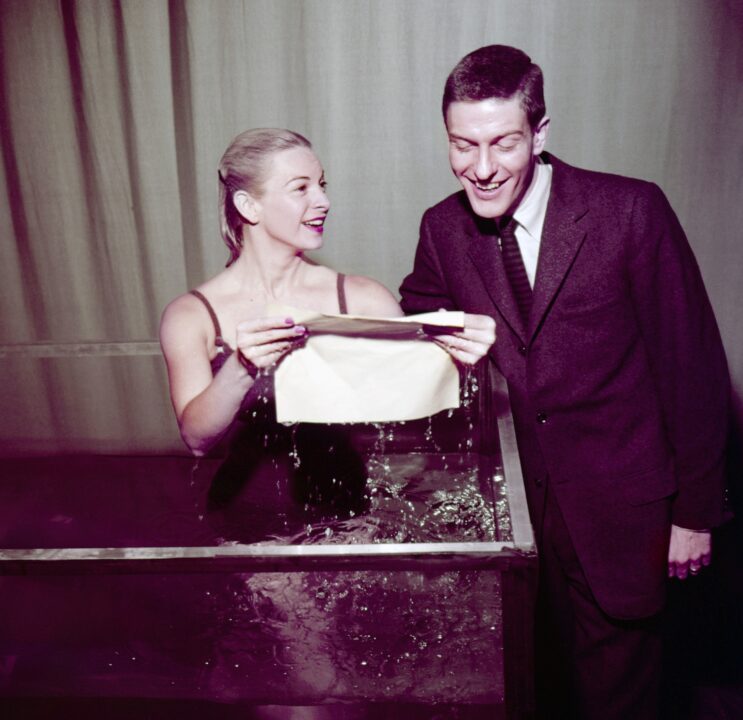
[{"xmin": 254, "ymin": 147, "xmax": 330, "ymax": 252}]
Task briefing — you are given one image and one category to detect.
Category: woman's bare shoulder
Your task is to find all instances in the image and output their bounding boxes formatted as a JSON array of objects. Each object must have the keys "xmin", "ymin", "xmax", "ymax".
[
  {"xmin": 161, "ymin": 268, "xmax": 232, "ymax": 331},
  {"xmin": 161, "ymin": 291, "xmax": 204, "ymax": 327},
  {"xmin": 343, "ymin": 274, "xmax": 403, "ymax": 317},
  {"xmin": 159, "ymin": 291, "xmax": 212, "ymax": 352}
]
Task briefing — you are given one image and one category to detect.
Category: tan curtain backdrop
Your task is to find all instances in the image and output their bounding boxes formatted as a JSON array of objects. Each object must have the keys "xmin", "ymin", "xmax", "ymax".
[{"xmin": 1, "ymin": 0, "xmax": 742, "ymax": 454}]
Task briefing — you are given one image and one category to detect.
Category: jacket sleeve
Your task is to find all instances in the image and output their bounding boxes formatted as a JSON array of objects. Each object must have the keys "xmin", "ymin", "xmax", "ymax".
[
  {"xmin": 399, "ymin": 209, "xmax": 457, "ymax": 315},
  {"xmin": 626, "ymin": 183, "xmax": 730, "ymax": 529}
]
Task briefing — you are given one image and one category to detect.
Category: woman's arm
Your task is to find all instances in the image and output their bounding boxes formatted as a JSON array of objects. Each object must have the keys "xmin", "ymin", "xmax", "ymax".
[
  {"xmin": 160, "ymin": 295, "xmax": 306, "ymax": 455},
  {"xmin": 160, "ymin": 295, "xmax": 254, "ymax": 455}
]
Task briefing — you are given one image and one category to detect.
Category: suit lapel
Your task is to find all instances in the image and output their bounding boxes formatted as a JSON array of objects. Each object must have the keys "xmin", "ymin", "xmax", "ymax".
[
  {"xmin": 461, "ymin": 155, "xmax": 589, "ymax": 345},
  {"xmin": 528, "ymin": 157, "xmax": 589, "ymax": 340},
  {"xmin": 465, "ymin": 215, "xmax": 529, "ymax": 342}
]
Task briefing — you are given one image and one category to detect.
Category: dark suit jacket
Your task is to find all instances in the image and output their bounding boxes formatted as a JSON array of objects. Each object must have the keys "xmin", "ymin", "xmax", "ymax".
[{"xmin": 400, "ymin": 153, "xmax": 730, "ymax": 619}]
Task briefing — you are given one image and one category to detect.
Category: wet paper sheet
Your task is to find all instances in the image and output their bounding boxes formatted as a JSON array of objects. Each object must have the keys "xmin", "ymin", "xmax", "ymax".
[{"xmin": 270, "ymin": 305, "xmax": 465, "ymax": 424}]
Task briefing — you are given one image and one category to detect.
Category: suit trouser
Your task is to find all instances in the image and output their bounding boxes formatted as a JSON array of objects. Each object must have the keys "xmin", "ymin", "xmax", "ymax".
[{"xmin": 533, "ymin": 479, "xmax": 662, "ymax": 720}]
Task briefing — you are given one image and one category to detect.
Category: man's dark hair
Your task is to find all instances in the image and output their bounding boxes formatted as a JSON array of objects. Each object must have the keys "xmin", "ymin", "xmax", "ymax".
[{"xmin": 442, "ymin": 45, "xmax": 546, "ymax": 130}]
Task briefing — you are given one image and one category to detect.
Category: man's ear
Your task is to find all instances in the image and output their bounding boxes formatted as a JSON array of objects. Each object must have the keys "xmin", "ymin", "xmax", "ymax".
[
  {"xmin": 532, "ymin": 116, "xmax": 550, "ymax": 155},
  {"xmin": 233, "ymin": 190, "xmax": 260, "ymax": 225}
]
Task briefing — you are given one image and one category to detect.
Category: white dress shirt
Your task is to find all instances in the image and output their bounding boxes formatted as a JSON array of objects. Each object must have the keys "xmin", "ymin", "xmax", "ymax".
[{"xmin": 511, "ymin": 160, "xmax": 553, "ymax": 288}]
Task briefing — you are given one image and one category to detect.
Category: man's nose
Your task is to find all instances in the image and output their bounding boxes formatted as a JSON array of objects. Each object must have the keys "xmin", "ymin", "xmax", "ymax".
[{"xmin": 474, "ymin": 149, "xmax": 496, "ymax": 180}]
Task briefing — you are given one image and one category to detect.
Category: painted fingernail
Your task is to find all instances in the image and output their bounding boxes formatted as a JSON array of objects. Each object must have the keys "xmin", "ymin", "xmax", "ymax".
[
  {"xmin": 285, "ymin": 317, "xmax": 294, "ymax": 325},
  {"xmin": 294, "ymin": 325, "xmax": 306, "ymax": 334}
]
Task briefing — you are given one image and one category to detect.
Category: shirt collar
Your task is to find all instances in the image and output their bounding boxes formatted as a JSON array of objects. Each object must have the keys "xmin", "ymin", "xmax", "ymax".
[{"xmin": 512, "ymin": 159, "xmax": 552, "ymax": 240}]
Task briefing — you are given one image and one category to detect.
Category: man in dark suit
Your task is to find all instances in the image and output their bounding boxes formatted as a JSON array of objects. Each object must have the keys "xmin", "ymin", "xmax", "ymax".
[{"xmin": 400, "ymin": 45, "xmax": 730, "ymax": 718}]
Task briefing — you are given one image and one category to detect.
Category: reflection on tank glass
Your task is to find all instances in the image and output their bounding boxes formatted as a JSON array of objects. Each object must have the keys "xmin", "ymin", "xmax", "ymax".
[{"xmin": 207, "ymin": 569, "xmax": 503, "ymax": 705}]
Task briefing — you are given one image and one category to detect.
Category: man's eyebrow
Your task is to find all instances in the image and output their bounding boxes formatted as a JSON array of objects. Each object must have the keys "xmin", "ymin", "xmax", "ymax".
[
  {"xmin": 448, "ymin": 130, "xmax": 525, "ymax": 143},
  {"xmin": 496, "ymin": 131, "xmax": 525, "ymax": 140}
]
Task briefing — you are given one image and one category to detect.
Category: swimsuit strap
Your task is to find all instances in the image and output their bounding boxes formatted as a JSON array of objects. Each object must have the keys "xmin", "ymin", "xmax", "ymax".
[
  {"xmin": 189, "ymin": 289, "xmax": 227, "ymax": 351},
  {"xmin": 337, "ymin": 273, "xmax": 348, "ymax": 315}
]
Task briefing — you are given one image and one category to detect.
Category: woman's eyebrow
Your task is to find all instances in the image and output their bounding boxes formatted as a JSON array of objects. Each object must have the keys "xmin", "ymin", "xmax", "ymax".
[{"xmin": 284, "ymin": 175, "xmax": 311, "ymax": 186}]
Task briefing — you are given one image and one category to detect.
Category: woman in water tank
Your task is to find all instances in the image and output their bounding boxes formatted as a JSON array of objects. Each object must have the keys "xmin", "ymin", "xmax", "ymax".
[{"xmin": 160, "ymin": 128, "xmax": 494, "ymax": 520}]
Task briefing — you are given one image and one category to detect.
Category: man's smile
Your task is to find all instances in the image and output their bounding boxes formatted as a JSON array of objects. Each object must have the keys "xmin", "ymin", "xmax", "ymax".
[{"xmin": 469, "ymin": 177, "xmax": 508, "ymax": 197}]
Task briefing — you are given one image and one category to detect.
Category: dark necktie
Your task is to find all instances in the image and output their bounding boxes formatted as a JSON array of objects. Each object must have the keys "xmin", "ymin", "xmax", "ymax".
[{"xmin": 498, "ymin": 216, "xmax": 532, "ymax": 326}]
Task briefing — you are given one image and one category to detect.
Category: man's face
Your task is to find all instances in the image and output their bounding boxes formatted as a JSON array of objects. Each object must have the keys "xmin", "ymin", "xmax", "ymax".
[{"xmin": 446, "ymin": 97, "xmax": 549, "ymax": 220}]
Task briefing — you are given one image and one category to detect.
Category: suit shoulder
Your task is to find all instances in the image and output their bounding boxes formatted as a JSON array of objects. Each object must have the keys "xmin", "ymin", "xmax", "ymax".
[
  {"xmin": 552, "ymin": 155, "xmax": 663, "ymax": 200},
  {"xmin": 550, "ymin": 157, "xmax": 678, "ymax": 229},
  {"xmin": 423, "ymin": 190, "xmax": 470, "ymax": 218}
]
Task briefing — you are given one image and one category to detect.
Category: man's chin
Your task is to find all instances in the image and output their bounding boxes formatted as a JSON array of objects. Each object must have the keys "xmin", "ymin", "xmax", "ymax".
[{"xmin": 467, "ymin": 193, "xmax": 507, "ymax": 221}]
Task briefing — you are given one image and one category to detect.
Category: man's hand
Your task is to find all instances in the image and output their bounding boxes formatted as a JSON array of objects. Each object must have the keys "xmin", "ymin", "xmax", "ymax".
[
  {"xmin": 668, "ymin": 524, "xmax": 712, "ymax": 580},
  {"xmin": 431, "ymin": 312, "xmax": 496, "ymax": 365}
]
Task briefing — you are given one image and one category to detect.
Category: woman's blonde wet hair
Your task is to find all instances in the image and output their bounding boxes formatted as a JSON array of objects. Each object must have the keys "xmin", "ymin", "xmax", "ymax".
[{"xmin": 218, "ymin": 128, "xmax": 312, "ymax": 266}]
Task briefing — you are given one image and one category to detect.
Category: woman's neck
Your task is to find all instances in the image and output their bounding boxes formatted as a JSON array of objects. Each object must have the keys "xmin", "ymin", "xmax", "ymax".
[{"xmin": 227, "ymin": 240, "xmax": 310, "ymax": 300}]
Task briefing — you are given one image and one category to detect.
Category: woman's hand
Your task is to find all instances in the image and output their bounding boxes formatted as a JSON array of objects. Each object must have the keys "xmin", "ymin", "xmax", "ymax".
[
  {"xmin": 235, "ymin": 316, "xmax": 308, "ymax": 375},
  {"xmin": 431, "ymin": 312, "xmax": 495, "ymax": 366}
]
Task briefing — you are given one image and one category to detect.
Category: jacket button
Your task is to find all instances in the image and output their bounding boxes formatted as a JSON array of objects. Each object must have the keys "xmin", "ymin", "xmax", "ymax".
[
  {"xmin": 534, "ymin": 476, "xmax": 543, "ymax": 487},
  {"xmin": 518, "ymin": 344, "xmax": 527, "ymax": 356},
  {"xmin": 536, "ymin": 412, "xmax": 548, "ymax": 424}
]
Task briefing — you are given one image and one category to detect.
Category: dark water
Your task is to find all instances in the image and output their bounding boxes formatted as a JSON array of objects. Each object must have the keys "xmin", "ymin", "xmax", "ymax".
[
  {"xmin": 203, "ymin": 450, "xmax": 503, "ymax": 546},
  {"xmin": 0, "ymin": 389, "xmax": 511, "ymax": 712},
  {"xmin": 197, "ymin": 450, "xmax": 506, "ymax": 706}
]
